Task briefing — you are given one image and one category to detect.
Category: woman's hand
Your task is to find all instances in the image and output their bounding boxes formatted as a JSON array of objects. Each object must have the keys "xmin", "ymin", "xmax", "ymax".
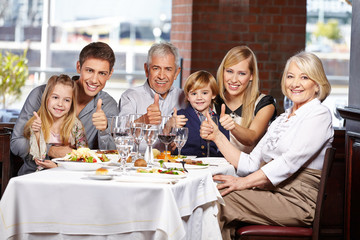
[
  {"xmin": 213, "ymin": 174, "xmax": 246, "ymax": 196},
  {"xmin": 35, "ymin": 158, "xmax": 58, "ymax": 169},
  {"xmin": 173, "ymin": 108, "xmax": 188, "ymax": 127},
  {"xmin": 31, "ymin": 111, "xmax": 42, "ymax": 132},
  {"xmin": 219, "ymin": 104, "xmax": 235, "ymax": 131},
  {"xmin": 200, "ymin": 111, "xmax": 219, "ymax": 141}
]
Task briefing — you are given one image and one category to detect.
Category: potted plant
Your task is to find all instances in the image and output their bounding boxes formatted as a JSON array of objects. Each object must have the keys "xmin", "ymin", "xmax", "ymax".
[{"xmin": 0, "ymin": 49, "xmax": 29, "ymax": 109}]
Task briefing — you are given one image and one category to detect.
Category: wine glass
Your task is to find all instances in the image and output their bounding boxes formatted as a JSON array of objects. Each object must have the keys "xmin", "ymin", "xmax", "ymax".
[
  {"xmin": 283, "ymin": 96, "xmax": 293, "ymax": 111},
  {"xmin": 143, "ymin": 124, "xmax": 159, "ymax": 165},
  {"xmin": 206, "ymin": 115, "xmax": 219, "ymax": 157},
  {"xmin": 200, "ymin": 113, "xmax": 219, "ymax": 157},
  {"xmin": 158, "ymin": 116, "xmax": 176, "ymax": 162},
  {"xmin": 174, "ymin": 127, "xmax": 189, "ymax": 159},
  {"xmin": 129, "ymin": 114, "xmax": 144, "ymax": 160},
  {"xmin": 111, "ymin": 116, "xmax": 132, "ymax": 172}
]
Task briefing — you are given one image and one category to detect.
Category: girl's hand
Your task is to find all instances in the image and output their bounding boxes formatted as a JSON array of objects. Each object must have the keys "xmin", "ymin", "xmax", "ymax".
[
  {"xmin": 35, "ymin": 158, "xmax": 58, "ymax": 169},
  {"xmin": 219, "ymin": 104, "xmax": 235, "ymax": 130},
  {"xmin": 200, "ymin": 111, "xmax": 219, "ymax": 141},
  {"xmin": 31, "ymin": 111, "xmax": 42, "ymax": 132},
  {"xmin": 213, "ymin": 174, "xmax": 245, "ymax": 196},
  {"xmin": 173, "ymin": 108, "xmax": 188, "ymax": 127}
]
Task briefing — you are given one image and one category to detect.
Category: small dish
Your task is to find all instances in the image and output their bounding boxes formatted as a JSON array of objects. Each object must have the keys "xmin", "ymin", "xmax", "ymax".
[{"xmin": 85, "ymin": 173, "xmax": 114, "ymax": 180}]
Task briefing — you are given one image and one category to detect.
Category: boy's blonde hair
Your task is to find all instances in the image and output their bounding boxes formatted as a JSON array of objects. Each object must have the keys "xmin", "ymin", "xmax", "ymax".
[
  {"xmin": 24, "ymin": 74, "xmax": 78, "ymax": 144},
  {"xmin": 184, "ymin": 70, "xmax": 219, "ymax": 104}
]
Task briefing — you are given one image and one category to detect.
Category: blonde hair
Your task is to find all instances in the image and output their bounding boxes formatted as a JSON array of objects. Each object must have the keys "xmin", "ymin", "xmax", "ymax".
[
  {"xmin": 24, "ymin": 75, "xmax": 78, "ymax": 144},
  {"xmin": 216, "ymin": 46, "xmax": 260, "ymax": 128},
  {"xmin": 184, "ymin": 70, "xmax": 219, "ymax": 105},
  {"xmin": 281, "ymin": 51, "xmax": 331, "ymax": 102}
]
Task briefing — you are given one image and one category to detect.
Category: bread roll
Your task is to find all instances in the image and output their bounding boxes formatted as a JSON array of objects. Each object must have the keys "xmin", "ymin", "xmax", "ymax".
[
  {"xmin": 95, "ymin": 167, "xmax": 108, "ymax": 175},
  {"xmin": 134, "ymin": 158, "xmax": 147, "ymax": 167}
]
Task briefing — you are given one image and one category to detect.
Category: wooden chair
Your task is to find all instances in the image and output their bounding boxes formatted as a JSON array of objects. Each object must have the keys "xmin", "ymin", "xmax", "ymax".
[
  {"xmin": 235, "ymin": 147, "xmax": 336, "ymax": 240},
  {"xmin": 0, "ymin": 127, "xmax": 12, "ymax": 197}
]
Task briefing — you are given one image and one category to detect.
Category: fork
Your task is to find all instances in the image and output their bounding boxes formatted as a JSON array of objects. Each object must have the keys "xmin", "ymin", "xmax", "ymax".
[{"xmin": 180, "ymin": 160, "xmax": 188, "ymax": 173}]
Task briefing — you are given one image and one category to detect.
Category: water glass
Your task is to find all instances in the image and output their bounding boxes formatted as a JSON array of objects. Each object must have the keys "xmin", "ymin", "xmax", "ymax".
[
  {"xmin": 174, "ymin": 127, "xmax": 188, "ymax": 158},
  {"xmin": 143, "ymin": 124, "xmax": 159, "ymax": 165}
]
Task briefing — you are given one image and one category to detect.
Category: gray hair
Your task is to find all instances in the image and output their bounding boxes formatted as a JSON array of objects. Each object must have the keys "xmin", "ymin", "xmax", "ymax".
[{"xmin": 146, "ymin": 41, "xmax": 180, "ymax": 69}]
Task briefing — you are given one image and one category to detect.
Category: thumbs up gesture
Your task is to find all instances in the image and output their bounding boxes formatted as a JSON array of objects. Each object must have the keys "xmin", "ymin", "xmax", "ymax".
[
  {"xmin": 92, "ymin": 99, "xmax": 107, "ymax": 131},
  {"xmin": 145, "ymin": 93, "xmax": 161, "ymax": 124},
  {"xmin": 173, "ymin": 108, "xmax": 188, "ymax": 127},
  {"xmin": 31, "ymin": 111, "xmax": 42, "ymax": 132},
  {"xmin": 219, "ymin": 104, "xmax": 235, "ymax": 130},
  {"xmin": 200, "ymin": 111, "xmax": 219, "ymax": 141}
]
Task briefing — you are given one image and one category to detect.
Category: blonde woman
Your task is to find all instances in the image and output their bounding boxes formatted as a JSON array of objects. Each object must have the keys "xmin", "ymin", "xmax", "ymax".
[
  {"xmin": 20, "ymin": 75, "xmax": 87, "ymax": 174},
  {"xmin": 215, "ymin": 46, "xmax": 276, "ymax": 154}
]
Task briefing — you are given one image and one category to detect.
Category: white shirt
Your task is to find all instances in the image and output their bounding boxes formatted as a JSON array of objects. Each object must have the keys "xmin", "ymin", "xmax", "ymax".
[
  {"xmin": 237, "ymin": 98, "xmax": 334, "ymax": 186},
  {"xmin": 118, "ymin": 80, "xmax": 187, "ymax": 152}
]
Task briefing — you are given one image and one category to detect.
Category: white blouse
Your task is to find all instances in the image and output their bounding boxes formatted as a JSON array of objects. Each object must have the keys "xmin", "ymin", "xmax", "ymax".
[{"xmin": 236, "ymin": 98, "xmax": 334, "ymax": 186}]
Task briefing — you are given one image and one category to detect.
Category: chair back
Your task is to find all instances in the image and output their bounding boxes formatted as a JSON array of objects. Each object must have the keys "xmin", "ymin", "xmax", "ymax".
[{"xmin": 312, "ymin": 147, "xmax": 336, "ymax": 240}]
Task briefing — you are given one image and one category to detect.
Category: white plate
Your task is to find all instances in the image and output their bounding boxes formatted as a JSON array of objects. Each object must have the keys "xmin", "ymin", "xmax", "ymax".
[
  {"xmin": 195, "ymin": 157, "xmax": 229, "ymax": 165},
  {"xmin": 154, "ymin": 162, "xmax": 209, "ymax": 169},
  {"xmin": 129, "ymin": 171, "xmax": 187, "ymax": 179},
  {"xmin": 115, "ymin": 176, "xmax": 178, "ymax": 184},
  {"xmin": 55, "ymin": 161, "xmax": 103, "ymax": 171},
  {"xmin": 85, "ymin": 173, "xmax": 114, "ymax": 180}
]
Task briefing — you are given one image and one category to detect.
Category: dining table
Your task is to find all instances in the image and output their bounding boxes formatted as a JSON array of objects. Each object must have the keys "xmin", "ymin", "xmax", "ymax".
[{"xmin": 0, "ymin": 157, "xmax": 236, "ymax": 240}]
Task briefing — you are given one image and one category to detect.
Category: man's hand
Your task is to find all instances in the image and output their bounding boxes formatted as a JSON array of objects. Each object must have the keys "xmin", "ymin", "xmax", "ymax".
[
  {"xmin": 173, "ymin": 108, "xmax": 187, "ymax": 127},
  {"xmin": 219, "ymin": 104, "xmax": 235, "ymax": 131},
  {"xmin": 92, "ymin": 99, "xmax": 107, "ymax": 131},
  {"xmin": 48, "ymin": 145, "xmax": 73, "ymax": 158},
  {"xmin": 145, "ymin": 93, "xmax": 162, "ymax": 124}
]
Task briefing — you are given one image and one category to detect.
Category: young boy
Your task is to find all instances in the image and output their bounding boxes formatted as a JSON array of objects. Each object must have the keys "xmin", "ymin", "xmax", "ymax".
[{"xmin": 173, "ymin": 70, "xmax": 229, "ymax": 157}]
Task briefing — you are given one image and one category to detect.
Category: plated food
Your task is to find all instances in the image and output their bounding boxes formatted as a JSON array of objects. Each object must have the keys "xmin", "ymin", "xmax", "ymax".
[
  {"xmin": 136, "ymin": 167, "xmax": 185, "ymax": 175},
  {"xmin": 64, "ymin": 147, "xmax": 101, "ymax": 163},
  {"xmin": 96, "ymin": 150, "xmax": 119, "ymax": 155},
  {"xmin": 134, "ymin": 158, "xmax": 147, "ymax": 167},
  {"xmin": 95, "ymin": 167, "xmax": 109, "ymax": 175}
]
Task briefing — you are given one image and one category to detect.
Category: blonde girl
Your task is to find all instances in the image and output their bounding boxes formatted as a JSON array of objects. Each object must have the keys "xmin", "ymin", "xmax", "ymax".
[{"xmin": 20, "ymin": 75, "xmax": 87, "ymax": 174}]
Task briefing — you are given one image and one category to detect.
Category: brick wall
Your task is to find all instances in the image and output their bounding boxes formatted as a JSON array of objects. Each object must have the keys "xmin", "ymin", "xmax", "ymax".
[{"xmin": 171, "ymin": 0, "xmax": 307, "ymax": 112}]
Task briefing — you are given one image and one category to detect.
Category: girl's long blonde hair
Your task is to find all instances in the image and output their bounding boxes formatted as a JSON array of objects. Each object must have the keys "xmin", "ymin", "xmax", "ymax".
[
  {"xmin": 24, "ymin": 74, "xmax": 78, "ymax": 144},
  {"xmin": 216, "ymin": 46, "xmax": 260, "ymax": 128}
]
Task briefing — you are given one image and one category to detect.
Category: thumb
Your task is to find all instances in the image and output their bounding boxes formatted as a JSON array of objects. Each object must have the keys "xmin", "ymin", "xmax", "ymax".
[
  {"xmin": 96, "ymin": 99, "xmax": 103, "ymax": 112},
  {"xmin": 153, "ymin": 93, "xmax": 159, "ymax": 106},
  {"xmin": 173, "ymin": 107, "xmax": 177, "ymax": 117},
  {"xmin": 205, "ymin": 111, "xmax": 215, "ymax": 125},
  {"xmin": 220, "ymin": 104, "xmax": 226, "ymax": 118},
  {"xmin": 33, "ymin": 111, "xmax": 40, "ymax": 120}
]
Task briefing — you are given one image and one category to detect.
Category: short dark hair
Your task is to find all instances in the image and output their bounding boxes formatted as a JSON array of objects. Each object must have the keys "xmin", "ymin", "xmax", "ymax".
[{"xmin": 78, "ymin": 42, "xmax": 115, "ymax": 72}]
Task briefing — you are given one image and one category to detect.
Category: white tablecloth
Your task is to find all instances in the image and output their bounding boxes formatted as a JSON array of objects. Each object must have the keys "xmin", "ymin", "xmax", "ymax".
[{"xmin": 0, "ymin": 159, "xmax": 235, "ymax": 240}]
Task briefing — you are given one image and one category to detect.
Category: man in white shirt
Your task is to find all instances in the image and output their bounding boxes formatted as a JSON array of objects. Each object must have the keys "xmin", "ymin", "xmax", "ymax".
[{"xmin": 118, "ymin": 42, "xmax": 186, "ymax": 152}]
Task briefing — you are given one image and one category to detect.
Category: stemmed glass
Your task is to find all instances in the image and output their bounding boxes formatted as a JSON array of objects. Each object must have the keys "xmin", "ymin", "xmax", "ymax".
[
  {"xmin": 143, "ymin": 124, "xmax": 159, "ymax": 165},
  {"xmin": 201, "ymin": 114, "xmax": 219, "ymax": 157},
  {"xmin": 129, "ymin": 114, "xmax": 144, "ymax": 160},
  {"xmin": 158, "ymin": 116, "xmax": 176, "ymax": 162},
  {"xmin": 174, "ymin": 127, "xmax": 189, "ymax": 159},
  {"xmin": 111, "ymin": 116, "xmax": 133, "ymax": 172}
]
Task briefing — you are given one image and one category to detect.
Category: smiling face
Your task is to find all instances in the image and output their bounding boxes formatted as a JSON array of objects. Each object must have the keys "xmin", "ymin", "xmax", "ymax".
[
  {"xmin": 187, "ymin": 83, "xmax": 216, "ymax": 115},
  {"xmin": 47, "ymin": 83, "xmax": 73, "ymax": 121},
  {"xmin": 285, "ymin": 61, "xmax": 319, "ymax": 111},
  {"xmin": 76, "ymin": 57, "xmax": 113, "ymax": 98},
  {"xmin": 145, "ymin": 53, "xmax": 180, "ymax": 99},
  {"xmin": 223, "ymin": 58, "xmax": 253, "ymax": 99}
]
